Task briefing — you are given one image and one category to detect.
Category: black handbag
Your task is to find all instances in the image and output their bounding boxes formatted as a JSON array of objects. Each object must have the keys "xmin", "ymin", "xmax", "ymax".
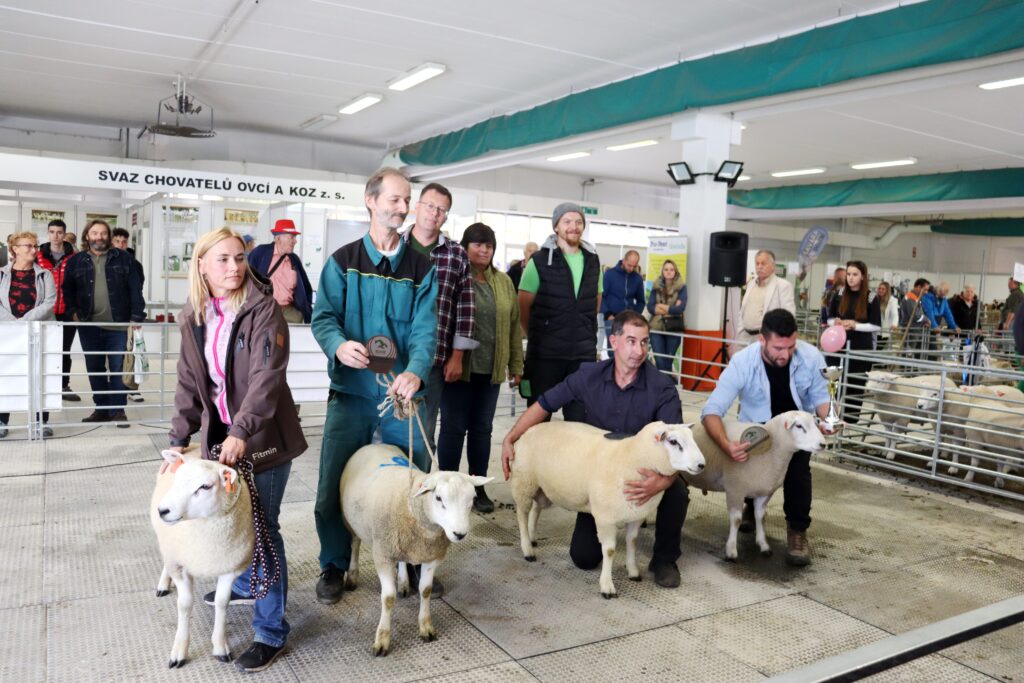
[{"xmin": 660, "ymin": 315, "xmax": 685, "ymax": 333}]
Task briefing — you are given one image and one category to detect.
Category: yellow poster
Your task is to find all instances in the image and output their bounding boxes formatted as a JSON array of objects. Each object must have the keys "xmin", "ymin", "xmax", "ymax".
[{"xmin": 646, "ymin": 236, "xmax": 688, "ymax": 285}]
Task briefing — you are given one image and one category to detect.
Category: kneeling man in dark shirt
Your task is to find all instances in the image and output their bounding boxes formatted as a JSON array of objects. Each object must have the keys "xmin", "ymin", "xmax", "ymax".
[{"xmin": 501, "ymin": 310, "xmax": 689, "ymax": 587}]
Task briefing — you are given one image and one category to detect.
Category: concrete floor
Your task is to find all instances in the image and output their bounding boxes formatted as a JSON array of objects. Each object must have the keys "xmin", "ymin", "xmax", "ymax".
[{"xmin": 1, "ymin": 406, "xmax": 1022, "ymax": 682}]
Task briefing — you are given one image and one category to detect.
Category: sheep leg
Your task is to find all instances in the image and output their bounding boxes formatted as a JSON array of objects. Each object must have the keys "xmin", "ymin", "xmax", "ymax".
[
  {"xmin": 417, "ymin": 560, "xmax": 439, "ymax": 642},
  {"xmin": 725, "ymin": 506, "xmax": 742, "ymax": 561},
  {"xmin": 371, "ymin": 554, "xmax": 397, "ymax": 657},
  {"xmin": 155, "ymin": 567, "xmax": 173, "ymax": 598},
  {"xmin": 624, "ymin": 521, "xmax": 641, "ymax": 581},
  {"xmin": 527, "ymin": 504, "xmax": 540, "ymax": 548},
  {"xmin": 883, "ymin": 423, "xmax": 897, "ymax": 460},
  {"xmin": 994, "ymin": 459, "xmax": 1011, "ymax": 489},
  {"xmin": 515, "ymin": 500, "xmax": 536, "ymax": 561},
  {"xmin": 168, "ymin": 568, "xmax": 192, "ymax": 668},
  {"xmin": 965, "ymin": 456, "xmax": 978, "ymax": 482},
  {"xmin": 210, "ymin": 571, "xmax": 240, "ymax": 662},
  {"xmin": 594, "ymin": 519, "xmax": 618, "ymax": 599},
  {"xmin": 947, "ymin": 449, "xmax": 960, "ymax": 475},
  {"xmin": 396, "ymin": 562, "xmax": 410, "ymax": 598},
  {"xmin": 753, "ymin": 496, "xmax": 772, "ymax": 556},
  {"xmin": 343, "ymin": 537, "xmax": 360, "ymax": 591}
]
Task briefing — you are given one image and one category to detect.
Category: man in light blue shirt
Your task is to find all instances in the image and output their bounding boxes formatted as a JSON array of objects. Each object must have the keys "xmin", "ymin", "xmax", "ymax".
[{"xmin": 701, "ymin": 309, "xmax": 832, "ymax": 566}]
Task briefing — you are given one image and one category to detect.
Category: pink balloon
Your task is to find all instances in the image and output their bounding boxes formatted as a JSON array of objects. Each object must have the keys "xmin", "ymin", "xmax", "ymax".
[{"xmin": 820, "ymin": 325, "xmax": 847, "ymax": 353}]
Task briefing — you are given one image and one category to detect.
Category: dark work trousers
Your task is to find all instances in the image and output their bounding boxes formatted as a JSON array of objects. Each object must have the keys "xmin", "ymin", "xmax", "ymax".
[
  {"xmin": 782, "ymin": 451, "xmax": 812, "ymax": 532},
  {"xmin": 57, "ymin": 312, "xmax": 77, "ymax": 388},
  {"xmin": 569, "ymin": 477, "xmax": 689, "ymax": 569},
  {"xmin": 437, "ymin": 373, "xmax": 501, "ymax": 476},
  {"xmin": 524, "ymin": 357, "xmax": 587, "ymax": 422},
  {"xmin": 841, "ymin": 356, "xmax": 872, "ymax": 425}
]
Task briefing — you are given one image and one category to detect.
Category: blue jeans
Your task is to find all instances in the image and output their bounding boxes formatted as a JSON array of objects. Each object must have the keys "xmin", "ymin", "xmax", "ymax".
[
  {"xmin": 233, "ymin": 460, "xmax": 292, "ymax": 648},
  {"xmin": 77, "ymin": 326, "xmax": 128, "ymax": 415},
  {"xmin": 438, "ymin": 373, "xmax": 501, "ymax": 477},
  {"xmin": 421, "ymin": 365, "xmax": 445, "ymax": 451},
  {"xmin": 650, "ymin": 330, "xmax": 681, "ymax": 373},
  {"xmin": 315, "ymin": 392, "xmax": 428, "ymax": 570}
]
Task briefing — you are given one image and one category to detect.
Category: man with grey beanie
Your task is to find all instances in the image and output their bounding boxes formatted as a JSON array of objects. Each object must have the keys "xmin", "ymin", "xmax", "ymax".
[{"xmin": 516, "ymin": 202, "xmax": 602, "ymax": 421}]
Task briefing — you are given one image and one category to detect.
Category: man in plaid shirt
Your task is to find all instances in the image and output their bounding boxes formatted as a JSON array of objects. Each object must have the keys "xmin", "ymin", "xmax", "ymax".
[{"xmin": 404, "ymin": 182, "xmax": 477, "ymax": 449}]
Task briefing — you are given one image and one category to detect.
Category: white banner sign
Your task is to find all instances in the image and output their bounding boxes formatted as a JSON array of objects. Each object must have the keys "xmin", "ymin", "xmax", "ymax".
[
  {"xmin": 0, "ymin": 152, "xmax": 362, "ymax": 203},
  {"xmin": 0, "ymin": 323, "xmax": 63, "ymax": 412}
]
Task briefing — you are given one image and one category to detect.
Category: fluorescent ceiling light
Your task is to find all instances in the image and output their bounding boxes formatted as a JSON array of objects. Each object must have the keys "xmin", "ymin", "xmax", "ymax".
[
  {"xmin": 770, "ymin": 167, "xmax": 826, "ymax": 178},
  {"xmin": 606, "ymin": 139, "xmax": 658, "ymax": 152},
  {"xmin": 547, "ymin": 151, "xmax": 590, "ymax": 162},
  {"xmin": 737, "ymin": 175, "xmax": 751, "ymax": 182},
  {"xmin": 979, "ymin": 76, "xmax": 1024, "ymax": 90},
  {"xmin": 339, "ymin": 93, "xmax": 382, "ymax": 115},
  {"xmin": 299, "ymin": 114, "xmax": 338, "ymax": 131},
  {"xmin": 388, "ymin": 62, "xmax": 446, "ymax": 91},
  {"xmin": 850, "ymin": 158, "xmax": 917, "ymax": 170}
]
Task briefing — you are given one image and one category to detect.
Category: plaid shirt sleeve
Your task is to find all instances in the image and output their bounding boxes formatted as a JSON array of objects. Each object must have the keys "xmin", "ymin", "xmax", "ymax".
[{"xmin": 430, "ymin": 240, "xmax": 477, "ymax": 366}]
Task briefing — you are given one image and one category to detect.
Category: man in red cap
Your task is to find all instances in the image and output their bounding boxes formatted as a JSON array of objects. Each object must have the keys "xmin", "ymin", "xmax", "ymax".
[{"xmin": 248, "ymin": 219, "xmax": 314, "ymax": 323}]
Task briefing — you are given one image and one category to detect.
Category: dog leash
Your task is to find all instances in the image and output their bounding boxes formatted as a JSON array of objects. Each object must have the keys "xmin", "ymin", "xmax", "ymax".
[{"xmin": 211, "ymin": 444, "xmax": 281, "ymax": 600}]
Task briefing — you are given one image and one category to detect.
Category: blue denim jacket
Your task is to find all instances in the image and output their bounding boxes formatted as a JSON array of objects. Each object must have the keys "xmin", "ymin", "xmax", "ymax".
[
  {"xmin": 62, "ymin": 248, "xmax": 145, "ymax": 323},
  {"xmin": 701, "ymin": 340, "xmax": 830, "ymax": 423}
]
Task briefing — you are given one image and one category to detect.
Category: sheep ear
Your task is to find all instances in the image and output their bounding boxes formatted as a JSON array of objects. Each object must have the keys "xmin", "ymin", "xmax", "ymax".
[
  {"xmin": 654, "ymin": 431, "xmax": 666, "ymax": 442},
  {"xmin": 220, "ymin": 467, "xmax": 239, "ymax": 494},
  {"xmin": 413, "ymin": 474, "xmax": 439, "ymax": 497},
  {"xmin": 468, "ymin": 475, "xmax": 494, "ymax": 487},
  {"xmin": 784, "ymin": 419, "xmax": 793, "ymax": 430},
  {"xmin": 161, "ymin": 449, "xmax": 181, "ymax": 465},
  {"xmin": 996, "ymin": 390, "xmax": 1006, "ymax": 397},
  {"xmin": 681, "ymin": 422, "xmax": 693, "ymax": 430}
]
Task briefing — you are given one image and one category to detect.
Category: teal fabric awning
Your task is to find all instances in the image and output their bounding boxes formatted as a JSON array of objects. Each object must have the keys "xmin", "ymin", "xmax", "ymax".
[{"xmin": 401, "ymin": 0, "xmax": 1024, "ymax": 167}]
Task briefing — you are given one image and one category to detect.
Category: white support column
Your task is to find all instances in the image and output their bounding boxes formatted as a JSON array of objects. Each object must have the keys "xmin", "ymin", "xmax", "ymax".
[{"xmin": 670, "ymin": 112, "xmax": 743, "ymax": 331}]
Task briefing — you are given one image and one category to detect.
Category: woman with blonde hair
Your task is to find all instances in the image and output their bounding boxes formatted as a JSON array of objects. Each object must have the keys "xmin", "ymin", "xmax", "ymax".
[
  {"xmin": 646, "ymin": 259, "xmax": 687, "ymax": 373},
  {"xmin": 0, "ymin": 231, "xmax": 56, "ymax": 437},
  {"xmin": 168, "ymin": 227, "xmax": 306, "ymax": 672}
]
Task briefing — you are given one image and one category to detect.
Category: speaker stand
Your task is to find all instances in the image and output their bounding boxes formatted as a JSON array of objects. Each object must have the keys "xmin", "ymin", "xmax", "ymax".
[{"xmin": 689, "ymin": 287, "xmax": 733, "ymax": 391}]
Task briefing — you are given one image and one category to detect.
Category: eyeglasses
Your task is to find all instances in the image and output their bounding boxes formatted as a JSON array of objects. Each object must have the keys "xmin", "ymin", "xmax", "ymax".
[
  {"xmin": 418, "ymin": 201, "xmax": 449, "ymax": 217},
  {"xmin": 14, "ymin": 243, "xmax": 38, "ymax": 250}
]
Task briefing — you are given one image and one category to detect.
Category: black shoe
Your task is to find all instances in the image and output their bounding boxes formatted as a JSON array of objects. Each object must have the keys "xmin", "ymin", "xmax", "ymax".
[
  {"xmin": 649, "ymin": 560, "xmax": 681, "ymax": 588},
  {"xmin": 81, "ymin": 411, "xmax": 109, "ymax": 423},
  {"xmin": 62, "ymin": 388, "xmax": 81, "ymax": 401},
  {"xmin": 203, "ymin": 589, "xmax": 255, "ymax": 607},
  {"xmin": 472, "ymin": 486, "xmax": 495, "ymax": 513},
  {"xmin": 109, "ymin": 410, "xmax": 130, "ymax": 428},
  {"xmin": 316, "ymin": 564, "xmax": 345, "ymax": 604},
  {"xmin": 234, "ymin": 642, "xmax": 284, "ymax": 673},
  {"xmin": 738, "ymin": 502, "xmax": 755, "ymax": 534},
  {"xmin": 42, "ymin": 426, "xmax": 53, "ymax": 438},
  {"xmin": 0, "ymin": 423, "xmax": 7, "ymax": 439}
]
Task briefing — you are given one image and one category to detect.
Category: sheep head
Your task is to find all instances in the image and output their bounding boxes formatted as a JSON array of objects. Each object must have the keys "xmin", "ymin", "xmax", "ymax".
[
  {"xmin": 649, "ymin": 422, "xmax": 705, "ymax": 475},
  {"xmin": 778, "ymin": 411, "xmax": 826, "ymax": 453},
  {"xmin": 413, "ymin": 471, "xmax": 492, "ymax": 542},
  {"xmin": 865, "ymin": 370, "xmax": 898, "ymax": 393},
  {"xmin": 156, "ymin": 449, "xmax": 241, "ymax": 525}
]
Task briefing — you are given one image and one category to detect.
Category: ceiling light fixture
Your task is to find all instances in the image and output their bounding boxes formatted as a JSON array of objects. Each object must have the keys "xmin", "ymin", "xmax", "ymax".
[
  {"xmin": 547, "ymin": 151, "xmax": 590, "ymax": 162},
  {"xmin": 339, "ymin": 93, "xmax": 382, "ymax": 115},
  {"xmin": 606, "ymin": 139, "xmax": 658, "ymax": 152},
  {"xmin": 737, "ymin": 175, "xmax": 751, "ymax": 182},
  {"xmin": 979, "ymin": 76, "xmax": 1024, "ymax": 90},
  {"xmin": 388, "ymin": 62, "xmax": 447, "ymax": 91},
  {"xmin": 770, "ymin": 167, "xmax": 826, "ymax": 178},
  {"xmin": 299, "ymin": 114, "xmax": 339, "ymax": 131},
  {"xmin": 849, "ymin": 158, "xmax": 917, "ymax": 170}
]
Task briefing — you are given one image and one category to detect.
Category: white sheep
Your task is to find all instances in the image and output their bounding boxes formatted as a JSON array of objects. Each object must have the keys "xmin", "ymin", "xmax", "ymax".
[
  {"xmin": 686, "ymin": 411, "xmax": 826, "ymax": 561},
  {"xmin": 962, "ymin": 392, "xmax": 1024, "ymax": 488},
  {"xmin": 915, "ymin": 384, "xmax": 1024, "ymax": 480},
  {"xmin": 864, "ymin": 372, "xmax": 958, "ymax": 458},
  {"xmin": 339, "ymin": 444, "xmax": 491, "ymax": 657},
  {"xmin": 151, "ymin": 449, "xmax": 254, "ymax": 668},
  {"xmin": 509, "ymin": 420, "xmax": 705, "ymax": 599}
]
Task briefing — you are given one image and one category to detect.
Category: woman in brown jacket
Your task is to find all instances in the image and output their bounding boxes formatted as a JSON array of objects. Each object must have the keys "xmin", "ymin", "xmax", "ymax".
[{"xmin": 168, "ymin": 227, "xmax": 306, "ymax": 673}]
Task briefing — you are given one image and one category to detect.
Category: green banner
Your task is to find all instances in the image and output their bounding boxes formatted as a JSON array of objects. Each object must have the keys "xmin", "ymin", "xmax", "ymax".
[
  {"xmin": 728, "ymin": 168, "xmax": 1024, "ymax": 210},
  {"xmin": 931, "ymin": 218, "xmax": 1024, "ymax": 236},
  {"xmin": 401, "ymin": 1, "xmax": 1024, "ymax": 166}
]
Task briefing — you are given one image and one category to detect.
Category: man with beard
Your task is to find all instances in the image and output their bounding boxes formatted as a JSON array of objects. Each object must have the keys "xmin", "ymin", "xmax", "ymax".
[
  {"xmin": 62, "ymin": 219, "xmax": 145, "ymax": 425},
  {"xmin": 310, "ymin": 167, "xmax": 438, "ymax": 605},
  {"xmin": 701, "ymin": 308, "xmax": 833, "ymax": 566},
  {"xmin": 500, "ymin": 310, "xmax": 688, "ymax": 588},
  {"xmin": 517, "ymin": 202, "xmax": 602, "ymax": 421}
]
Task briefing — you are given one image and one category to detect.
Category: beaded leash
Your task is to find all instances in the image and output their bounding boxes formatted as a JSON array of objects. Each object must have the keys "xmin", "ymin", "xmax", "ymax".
[{"xmin": 211, "ymin": 444, "xmax": 281, "ymax": 600}]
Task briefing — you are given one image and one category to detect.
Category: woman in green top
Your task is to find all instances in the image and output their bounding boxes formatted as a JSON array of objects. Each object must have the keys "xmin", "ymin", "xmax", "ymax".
[{"xmin": 438, "ymin": 223, "xmax": 524, "ymax": 512}]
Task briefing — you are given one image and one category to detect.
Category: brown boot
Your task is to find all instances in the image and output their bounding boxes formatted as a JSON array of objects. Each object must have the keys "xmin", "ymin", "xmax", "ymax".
[{"xmin": 785, "ymin": 527, "xmax": 811, "ymax": 567}]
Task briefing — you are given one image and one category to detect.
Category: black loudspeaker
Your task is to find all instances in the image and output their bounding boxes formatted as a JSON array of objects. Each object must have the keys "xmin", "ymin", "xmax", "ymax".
[{"xmin": 708, "ymin": 231, "xmax": 748, "ymax": 286}]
